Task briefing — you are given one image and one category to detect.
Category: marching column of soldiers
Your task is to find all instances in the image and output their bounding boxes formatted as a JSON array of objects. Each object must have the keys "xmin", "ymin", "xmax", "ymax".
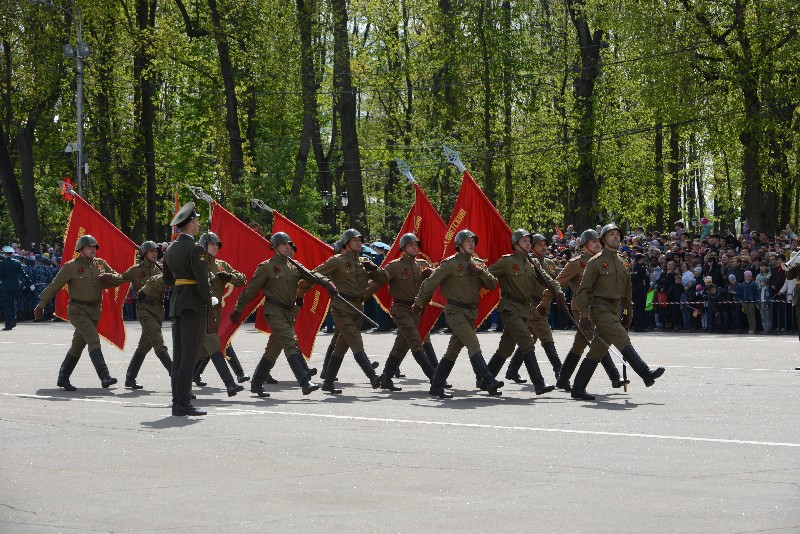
[{"xmin": 31, "ymin": 202, "xmax": 666, "ymax": 416}]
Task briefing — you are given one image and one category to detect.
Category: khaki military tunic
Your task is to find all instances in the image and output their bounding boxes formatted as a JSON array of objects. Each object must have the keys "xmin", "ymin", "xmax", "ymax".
[
  {"xmin": 201, "ymin": 258, "xmax": 246, "ymax": 358},
  {"xmin": 554, "ymin": 251, "xmax": 595, "ymax": 355},
  {"xmin": 235, "ymin": 255, "xmax": 328, "ymax": 361},
  {"xmin": 785, "ymin": 265, "xmax": 800, "ymax": 332},
  {"xmin": 576, "ymin": 247, "xmax": 633, "ymax": 362},
  {"xmin": 38, "ymin": 256, "xmax": 123, "ymax": 354},
  {"xmin": 122, "ymin": 259, "xmax": 167, "ymax": 354},
  {"xmin": 369, "ymin": 254, "xmax": 432, "ymax": 357},
  {"xmin": 301, "ymin": 250, "xmax": 387, "ymax": 358},
  {"xmin": 415, "ymin": 251, "xmax": 497, "ymax": 361},
  {"xmin": 489, "ymin": 252, "xmax": 563, "ymax": 358}
]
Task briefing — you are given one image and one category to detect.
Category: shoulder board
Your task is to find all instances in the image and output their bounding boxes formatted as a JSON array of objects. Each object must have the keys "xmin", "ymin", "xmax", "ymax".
[
  {"xmin": 442, "ymin": 253, "xmax": 458, "ymax": 263},
  {"xmin": 501, "ymin": 253, "xmax": 514, "ymax": 258},
  {"xmin": 568, "ymin": 255, "xmax": 582, "ymax": 263}
]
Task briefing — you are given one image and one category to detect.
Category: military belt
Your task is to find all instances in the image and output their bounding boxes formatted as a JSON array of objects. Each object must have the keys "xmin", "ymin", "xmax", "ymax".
[
  {"xmin": 69, "ymin": 298, "xmax": 100, "ymax": 306},
  {"xmin": 448, "ymin": 299, "xmax": 477, "ymax": 310},
  {"xmin": 264, "ymin": 296, "xmax": 293, "ymax": 311},
  {"xmin": 393, "ymin": 298, "xmax": 415, "ymax": 307},
  {"xmin": 174, "ymin": 279, "xmax": 197, "ymax": 285},
  {"xmin": 339, "ymin": 293, "xmax": 363, "ymax": 303},
  {"xmin": 502, "ymin": 293, "xmax": 527, "ymax": 305}
]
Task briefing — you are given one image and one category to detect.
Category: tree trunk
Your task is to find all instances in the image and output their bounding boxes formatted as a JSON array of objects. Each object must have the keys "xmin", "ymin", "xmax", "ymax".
[
  {"xmin": 654, "ymin": 122, "xmax": 664, "ymax": 230},
  {"xmin": 668, "ymin": 125, "xmax": 681, "ymax": 225},
  {"xmin": 13, "ymin": 121, "xmax": 42, "ymax": 248}
]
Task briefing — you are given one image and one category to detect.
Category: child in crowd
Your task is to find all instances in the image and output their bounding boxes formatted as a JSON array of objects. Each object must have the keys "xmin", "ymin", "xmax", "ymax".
[{"xmin": 758, "ymin": 278, "xmax": 772, "ymax": 334}]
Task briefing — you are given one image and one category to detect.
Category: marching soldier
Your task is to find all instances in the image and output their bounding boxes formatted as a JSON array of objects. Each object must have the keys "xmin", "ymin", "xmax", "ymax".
[
  {"xmin": 783, "ymin": 257, "xmax": 800, "ymax": 368},
  {"xmin": 120, "ymin": 241, "xmax": 172, "ymax": 389},
  {"xmin": 502, "ymin": 233, "xmax": 564, "ymax": 384},
  {"xmin": 483, "ymin": 230, "xmax": 569, "ymax": 395},
  {"xmin": 162, "ymin": 202, "xmax": 212, "ymax": 416},
  {"xmin": 318, "ymin": 240, "xmax": 342, "ymax": 382},
  {"xmin": 298, "ymin": 228, "xmax": 387, "ymax": 394},
  {"xmin": 369, "ymin": 233, "xmax": 438, "ymax": 391},
  {"xmin": 413, "ymin": 229, "xmax": 502, "ymax": 398},
  {"xmin": 34, "ymin": 235, "xmax": 123, "ymax": 391},
  {"xmin": 572, "ymin": 223, "xmax": 664, "ymax": 400},
  {"xmin": 193, "ymin": 232, "xmax": 246, "ymax": 397},
  {"xmin": 231, "ymin": 232, "xmax": 335, "ymax": 397},
  {"xmin": 551, "ymin": 229, "xmax": 627, "ymax": 391}
]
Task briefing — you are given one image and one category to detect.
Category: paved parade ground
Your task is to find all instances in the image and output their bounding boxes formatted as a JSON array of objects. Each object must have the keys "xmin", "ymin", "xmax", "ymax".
[{"xmin": 1, "ymin": 321, "xmax": 798, "ymax": 533}]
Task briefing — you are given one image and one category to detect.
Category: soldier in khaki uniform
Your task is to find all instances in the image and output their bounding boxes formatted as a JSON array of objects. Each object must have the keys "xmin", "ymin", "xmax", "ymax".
[
  {"xmin": 186, "ymin": 232, "xmax": 247, "ymax": 397},
  {"xmin": 484, "ymin": 230, "xmax": 568, "ymax": 395},
  {"xmin": 319, "ymin": 241, "xmax": 343, "ymax": 382},
  {"xmin": 551, "ymin": 229, "xmax": 626, "ymax": 391},
  {"xmin": 413, "ymin": 230, "xmax": 503, "ymax": 398},
  {"xmin": 368, "ymin": 233, "xmax": 438, "ymax": 391},
  {"xmin": 120, "ymin": 241, "xmax": 172, "ymax": 389},
  {"xmin": 34, "ymin": 235, "xmax": 124, "ymax": 391},
  {"xmin": 232, "ymin": 232, "xmax": 335, "ymax": 396},
  {"xmin": 572, "ymin": 223, "xmax": 665, "ymax": 400},
  {"xmin": 501, "ymin": 234, "xmax": 564, "ymax": 384},
  {"xmin": 299, "ymin": 228, "xmax": 387, "ymax": 394},
  {"xmin": 163, "ymin": 202, "xmax": 212, "ymax": 416}
]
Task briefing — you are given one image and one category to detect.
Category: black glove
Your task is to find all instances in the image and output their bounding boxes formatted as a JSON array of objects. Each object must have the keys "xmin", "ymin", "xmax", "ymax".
[
  {"xmin": 229, "ymin": 310, "xmax": 242, "ymax": 323},
  {"xmin": 362, "ymin": 260, "xmax": 378, "ymax": 272},
  {"xmin": 295, "ymin": 297, "xmax": 304, "ymax": 308},
  {"xmin": 412, "ymin": 303, "xmax": 426, "ymax": 316},
  {"xmin": 467, "ymin": 261, "xmax": 484, "ymax": 275},
  {"xmin": 217, "ymin": 271, "xmax": 232, "ymax": 282},
  {"xmin": 556, "ymin": 293, "xmax": 568, "ymax": 310},
  {"xmin": 536, "ymin": 303, "xmax": 547, "ymax": 317},
  {"xmin": 324, "ymin": 282, "xmax": 338, "ymax": 296},
  {"xmin": 420, "ymin": 268, "xmax": 434, "ymax": 280},
  {"xmin": 622, "ymin": 315, "xmax": 633, "ymax": 330},
  {"xmin": 137, "ymin": 289, "xmax": 146, "ymax": 302},
  {"xmin": 579, "ymin": 317, "xmax": 591, "ymax": 334},
  {"xmin": 34, "ymin": 305, "xmax": 44, "ymax": 320}
]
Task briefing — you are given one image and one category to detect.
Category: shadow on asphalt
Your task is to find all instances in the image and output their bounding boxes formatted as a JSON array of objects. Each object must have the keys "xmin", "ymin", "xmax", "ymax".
[
  {"xmin": 582, "ymin": 397, "xmax": 665, "ymax": 410},
  {"xmin": 140, "ymin": 417, "xmax": 202, "ymax": 429},
  {"xmin": 35, "ymin": 388, "xmax": 119, "ymax": 398}
]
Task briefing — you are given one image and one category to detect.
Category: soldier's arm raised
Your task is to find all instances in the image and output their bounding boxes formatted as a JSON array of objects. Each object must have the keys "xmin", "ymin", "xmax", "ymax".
[
  {"xmin": 235, "ymin": 263, "xmax": 268, "ymax": 312},
  {"xmin": 415, "ymin": 262, "xmax": 449, "ymax": 307},
  {"xmin": 298, "ymin": 256, "xmax": 337, "ymax": 296}
]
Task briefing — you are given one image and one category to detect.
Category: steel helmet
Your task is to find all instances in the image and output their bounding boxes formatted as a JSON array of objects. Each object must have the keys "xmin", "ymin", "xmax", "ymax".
[
  {"xmin": 398, "ymin": 233, "xmax": 420, "ymax": 250},
  {"xmin": 139, "ymin": 241, "xmax": 159, "ymax": 256},
  {"xmin": 332, "ymin": 240, "xmax": 343, "ymax": 254},
  {"xmin": 75, "ymin": 235, "xmax": 99, "ymax": 251},
  {"xmin": 511, "ymin": 229, "xmax": 532, "ymax": 247},
  {"xmin": 600, "ymin": 223, "xmax": 620, "ymax": 240},
  {"xmin": 270, "ymin": 232, "xmax": 296, "ymax": 250},
  {"xmin": 341, "ymin": 228, "xmax": 363, "ymax": 245},
  {"xmin": 454, "ymin": 229, "xmax": 478, "ymax": 249},
  {"xmin": 580, "ymin": 229, "xmax": 600, "ymax": 247},
  {"xmin": 529, "ymin": 233, "xmax": 547, "ymax": 246},
  {"xmin": 199, "ymin": 232, "xmax": 222, "ymax": 249}
]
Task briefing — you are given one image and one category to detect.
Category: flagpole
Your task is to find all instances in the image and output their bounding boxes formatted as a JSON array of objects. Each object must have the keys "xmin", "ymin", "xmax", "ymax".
[{"xmin": 187, "ymin": 185, "xmax": 213, "ymax": 231}]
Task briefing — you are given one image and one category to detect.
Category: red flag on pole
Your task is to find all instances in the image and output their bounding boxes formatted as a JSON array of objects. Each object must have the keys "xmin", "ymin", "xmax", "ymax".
[
  {"xmin": 443, "ymin": 170, "xmax": 512, "ymax": 327},
  {"xmin": 266, "ymin": 211, "xmax": 333, "ymax": 359},
  {"xmin": 55, "ymin": 195, "xmax": 138, "ymax": 350},
  {"xmin": 210, "ymin": 202, "xmax": 272, "ymax": 350},
  {"xmin": 171, "ymin": 191, "xmax": 181, "ymax": 241},
  {"xmin": 374, "ymin": 183, "xmax": 447, "ymax": 338}
]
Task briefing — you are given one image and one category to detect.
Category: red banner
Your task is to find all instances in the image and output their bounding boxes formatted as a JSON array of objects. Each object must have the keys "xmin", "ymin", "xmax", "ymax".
[
  {"xmin": 265, "ymin": 211, "xmax": 333, "ymax": 359},
  {"xmin": 55, "ymin": 195, "xmax": 137, "ymax": 350},
  {"xmin": 443, "ymin": 171, "xmax": 512, "ymax": 327},
  {"xmin": 210, "ymin": 202, "xmax": 273, "ymax": 350},
  {"xmin": 374, "ymin": 183, "xmax": 447, "ymax": 338}
]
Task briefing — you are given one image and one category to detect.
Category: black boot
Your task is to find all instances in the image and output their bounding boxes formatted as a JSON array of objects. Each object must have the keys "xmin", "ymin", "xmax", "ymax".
[
  {"xmin": 321, "ymin": 355, "xmax": 344, "ymax": 394},
  {"xmin": 378, "ymin": 355, "xmax": 404, "ymax": 391},
  {"xmin": 478, "ymin": 352, "xmax": 507, "ymax": 389},
  {"xmin": 193, "ymin": 356, "xmax": 210, "ymax": 387},
  {"xmin": 172, "ymin": 403, "xmax": 207, "ymax": 416},
  {"xmin": 299, "ymin": 356, "xmax": 317, "ymax": 380},
  {"xmin": 522, "ymin": 351, "xmax": 555, "ymax": 395},
  {"xmin": 89, "ymin": 348, "xmax": 117, "ymax": 388},
  {"xmin": 411, "ymin": 350, "xmax": 436, "ymax": 380},
  {"xmin": 287, "ymin": 353, "xmax": 320, "ymax": 395},
  {"xmin": 600, "ymin": 353, "xmax": 629, "ymax": 388},
  {"xmin": 250, "ymin": 358, "xmax": 271, "ymax": 397},
  {"xmin": 393, "ymin": 366, "xmax": 406, "ymax": 378},
  {"xmin": 57, "ymin": 353, "xmax": 79, "ymax": 391},
  {"xmin": 430, "ymin": 358, "xmax": 455, "ymax": 399},
  {"xmin": 125, "ymin": 351, "xmax": 146, "ymax": 389},
  {"xmin": 621, "ymin": 346, "xmax": 664, "ymax": 387},
  {"xmin": 542, "ymin": 341, "xmax": 562, "ymax": 379},
  {"xmin": 571, "ymin": 359, "xmax": 598, "ymax": 400},
  {"xmin": 211, "ymin": 350, "xmax": 244, "ymax": 397},
  {"xmin": 423, "ymin": 341, "xmax": 439, "ymax": 369},
  {"xmin": 504, "ymin": 348, "xmax": 527, "ymax": 383},
  {"xmin": 320, "ymin": 339, "xmax": 336, "ymax": 380},
  {"xmin": 470, "ymin": 352, "xmax": 504, "ymax": 396},
  {"xmin": 556, "ymin": 351, "xmax": 580, "ymax": 391},
  {"xmin": 225, "ymin": 345, "xmax": 250, "ymax": 383},
  {"xmin": 156, "ymin": 349, "xmax": 172, "ymax": 376},
  {"xmin": 354, "ymin": 351, "xmax": 381, "ymax": 388}
]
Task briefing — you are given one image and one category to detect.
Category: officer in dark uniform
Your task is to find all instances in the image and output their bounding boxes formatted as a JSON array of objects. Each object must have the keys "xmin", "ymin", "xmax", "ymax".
[
  {"xmin": 162, "ymin": 202, "xmax": 212, "ymax": 416},
  {"xmin": 485, "ymin": 230, "xmax": 568, "ymax": 395},
  {"xmin": 413, "ymin": 229, "xmax": 502, "ymax": 398},
  {"xmin": 232, "ymin": 232, "xmax": 335, "ymax": 396},
  {"xmin": 34, "ymin": 235, "xmax": 124, "ymax": 390},
  {"xmin": 631, "ymin": 252, "xmax": 649, "ymax": 332},
  {"xmin": 299, "ymin": 228, "xmax": 387, "ymax": 394},
  {"xmin": 368, "ymin": 233, "xmax": 438, "ymax": 391},
  {"xmin": 120, "ymin": 241, "xmax": 172, "ymax": 389},
  {"xmin": 1, "ymin": 245, "xmax": 34, "ymax": 330},
  {"xmin": 572, "ymin": 223, "xmax": 665, "ymax": 400}
]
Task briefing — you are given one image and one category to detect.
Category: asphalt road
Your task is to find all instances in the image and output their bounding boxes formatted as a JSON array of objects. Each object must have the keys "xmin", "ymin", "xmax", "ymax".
[{"xmin": 1, "ymin": 321, "xmax": 798, "ymax": 533}]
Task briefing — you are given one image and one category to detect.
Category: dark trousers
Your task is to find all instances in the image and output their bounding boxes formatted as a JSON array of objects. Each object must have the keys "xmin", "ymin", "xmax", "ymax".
[
  {"xmin": 171, "ymin": 308, "xmax": 206, "ymax": 405},
  {"xmin": 3, "ymin": 290, "xmax": 18, "ymax": 329}
]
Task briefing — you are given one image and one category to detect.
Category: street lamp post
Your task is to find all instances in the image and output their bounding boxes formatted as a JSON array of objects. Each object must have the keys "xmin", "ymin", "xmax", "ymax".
[
  {"xmin": 322, "ymin": 190, "xmax": 349, "ymax": 235},
  {"xmin": 31, "ymin": 0, "xmax": 89, "ymax": 196}
]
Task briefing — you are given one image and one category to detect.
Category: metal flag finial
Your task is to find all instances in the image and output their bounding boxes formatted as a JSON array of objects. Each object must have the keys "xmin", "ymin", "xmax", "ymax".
[
  {"xmin": 395, "ymin": 158, "xmax": 416, "ymax": 184},
  {"xmin": 250, "ymin": 198, "xmax": 273, "ymax": 213},
  {"xmin": 442, "ymin": 145, "xmax": 466, "ymax": 173},
  {"xmin": 186, "ymin": 185, "xmax": 212, "ymax": 203}
]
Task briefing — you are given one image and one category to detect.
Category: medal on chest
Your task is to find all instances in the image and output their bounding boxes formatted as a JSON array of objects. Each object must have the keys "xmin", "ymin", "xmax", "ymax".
[
  {"xmin": 601, "ymin": 261, "xmax": 609, "ymax": 269},
  {"xmin": 457, "ymin": 264, "xmax": 464, "ymax": 272},
  {"xmin": 402, "ymin": 268, "xmax": 410, "ymax": 277},
  {"xmin": 346, "ymin": 260, "xmax": 353, "ymax": 268},
  {"xmin": 512, "ymin": 263, "xmax": 520, "ymax": 273},
  {"xmin": 77, "ymin": 267, "xmax": 84, "ymax": 274},
  {"xmin": 273, "ymin": 265, "xmax": 281, "ymax": 273}
]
